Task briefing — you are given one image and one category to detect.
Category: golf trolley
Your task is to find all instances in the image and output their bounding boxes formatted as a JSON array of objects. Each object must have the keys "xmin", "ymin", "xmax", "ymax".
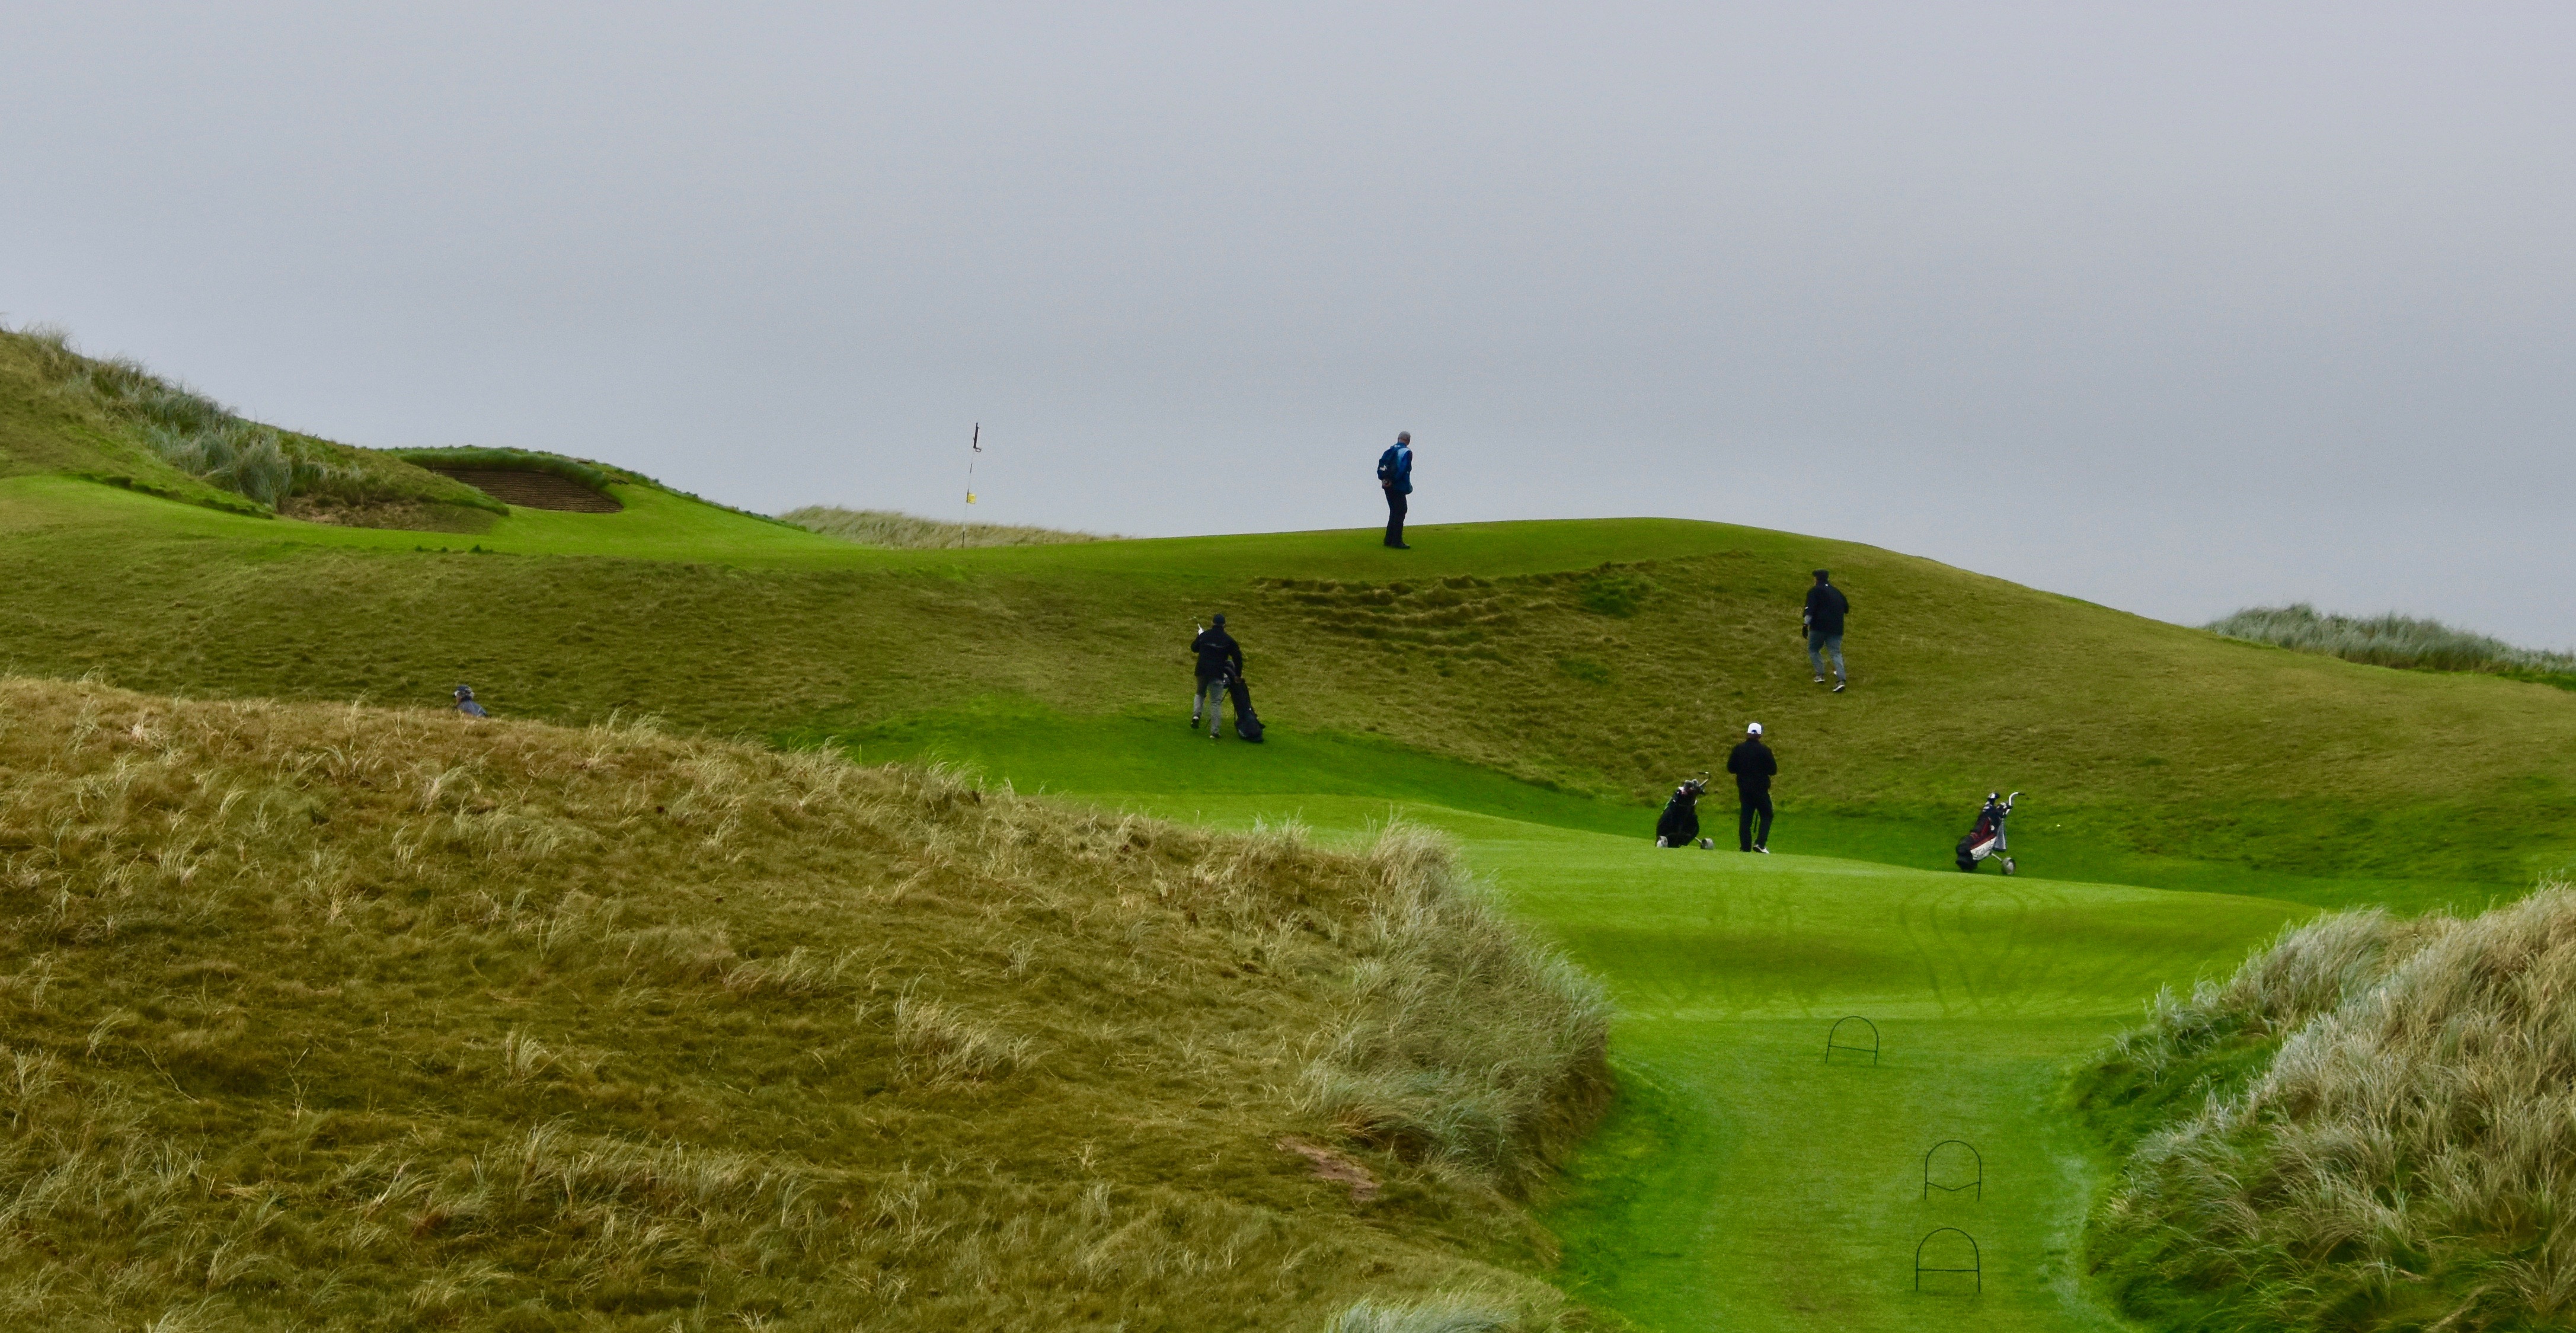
[
  {"xmin": 1656, "ymin": 773, "xmax": 1715, "ymax": 849},
  {"xmin": 1954, "ymin": 791, "xmax": 2020, "ymax": 874}
]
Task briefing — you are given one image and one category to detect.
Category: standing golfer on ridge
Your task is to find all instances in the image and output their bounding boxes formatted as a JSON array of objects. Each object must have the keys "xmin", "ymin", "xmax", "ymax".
[
  {"xmin": 1376, "ymin": 431, "xmax": 1414, "ymax": 549},
  {"xmin": 1804, "ymin": 569, "xmax": 1850, "ymax": 692},
  {"xmin": 1727, "ymin": 723, "xmax": 1778, "ymax": 853}
]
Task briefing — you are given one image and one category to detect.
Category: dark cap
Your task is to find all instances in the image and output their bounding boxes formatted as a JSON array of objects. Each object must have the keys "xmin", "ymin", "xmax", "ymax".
[
  {"xmin": 1812, "ymin": 569, "xmax": 1830, "ymax": 580},
  {"xmin": 1212, "ymin": 613, "xmax": 1226, "ymax": 626}
]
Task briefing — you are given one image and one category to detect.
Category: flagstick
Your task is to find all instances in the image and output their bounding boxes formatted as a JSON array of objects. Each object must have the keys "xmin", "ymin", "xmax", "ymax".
[{"xmin": 963, "ymin": 422, "xmax": 980, "ymax": 526}]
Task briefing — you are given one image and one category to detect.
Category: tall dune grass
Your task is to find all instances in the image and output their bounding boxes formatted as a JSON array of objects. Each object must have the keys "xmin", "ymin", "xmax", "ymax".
[
  {"xmin": 2209, "ymin": 603, "xmax": 2576, "ymax": 677},
  {"xmin": 1, "ymin": 324, "xmax": 493, "ymax": 513},
  {"xmin": 0, "ymin": 675, "xmax": 1602, "ymax": 1328},
  {"xmin": 783, "ymin": 505, "xmax": 1108, "ymax": 548},
  {"xmin": 2083, "ymin": 880, "xmax": 2576, "ymax": 1331}
]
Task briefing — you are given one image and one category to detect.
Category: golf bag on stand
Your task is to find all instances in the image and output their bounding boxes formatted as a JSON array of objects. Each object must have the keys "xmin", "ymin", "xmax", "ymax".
[{"xmin": 1656, "ymin": 774, "xmax": 1712, "ymax": 848}]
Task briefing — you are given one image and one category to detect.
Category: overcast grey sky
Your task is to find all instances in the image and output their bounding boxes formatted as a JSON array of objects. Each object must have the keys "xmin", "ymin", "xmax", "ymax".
[{"xmin": 8, "ymin": 2, "xmax": 2572, "ymax": 644}]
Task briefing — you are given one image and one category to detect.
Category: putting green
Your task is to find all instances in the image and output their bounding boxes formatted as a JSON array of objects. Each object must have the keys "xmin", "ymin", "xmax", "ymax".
[{"xmin": 884, "ymin": 727, "xmax": 2307, "ymax": 1330}]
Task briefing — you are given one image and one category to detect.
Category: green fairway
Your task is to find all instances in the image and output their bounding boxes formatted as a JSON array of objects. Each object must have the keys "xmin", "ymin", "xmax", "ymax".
[{"xmin": 834, "ymin": 715, "xmax": 2309, "ymax": 1330}]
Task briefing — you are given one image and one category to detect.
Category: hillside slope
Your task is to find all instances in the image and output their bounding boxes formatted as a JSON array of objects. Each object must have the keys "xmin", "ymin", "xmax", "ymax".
[
  {"xmin": 0, "ymin": 676, "xmax": 1605, "ymax": 1330},
  {"xmin": 3, "ymin": 477, "xmax": 2571, "ymax": 899},
  {"xmin": 2, "ymin": 336, "xmax": 2569, "ymax": 899},
  {"xmin": 0, "ymin": 327, "xmax": 500, "ymax": 522}
]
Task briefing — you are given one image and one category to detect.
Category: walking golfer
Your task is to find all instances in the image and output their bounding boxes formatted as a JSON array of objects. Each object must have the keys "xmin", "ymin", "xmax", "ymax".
[
  {"xmin": 1727, "ymin": 723, "xmax": 1778, "ymax": 852},
  {"xmin": 1804, "ymin": 570, "xmax": 1850, "ymax": 692},
  {"xmin": 452, "ymin": 685, "xmax": 489, "ymax": 718},
  {"xmin": 1190, "ymin": 615, "xmax": 1244, "ymax": 740},
  {"xmin": 1376, "ymin": 431, "xmax": 1414, "ymax": 548}
]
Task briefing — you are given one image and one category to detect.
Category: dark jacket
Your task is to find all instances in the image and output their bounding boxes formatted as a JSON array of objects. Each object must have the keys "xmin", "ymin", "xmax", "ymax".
[
  {"xmin": 1804, "ymin": 583, "xmax": 1849, "ymax": 637},
  {"xmin": 1191, "ymin": 626, "xmax": 1243, "ymax": 682},
  {"xmin": 1726, "ymin": 739, "xmax": 1777, "ymax": 798},
  {"xmin": 1376, "ymin": 445, "xmax": 1413, "ymax": 496}
]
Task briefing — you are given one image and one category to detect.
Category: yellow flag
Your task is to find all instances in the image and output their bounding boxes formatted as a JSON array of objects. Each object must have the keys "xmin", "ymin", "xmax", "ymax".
[{"xmin": 966, "ymin": 491, "xmax": 977, "ymax": 504}]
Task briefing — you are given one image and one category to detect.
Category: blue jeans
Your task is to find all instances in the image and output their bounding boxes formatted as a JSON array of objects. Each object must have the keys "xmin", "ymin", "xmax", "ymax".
[{"xmin": 1807, "ymin": 632, "xmax": 1845, "ymax": 681}]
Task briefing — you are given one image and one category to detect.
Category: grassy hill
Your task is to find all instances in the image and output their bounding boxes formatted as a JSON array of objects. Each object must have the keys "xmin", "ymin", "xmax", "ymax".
[
  {"xmin": 8, "ymin": 331, "xmax": 2576, "ymax": 1329},
  {"xmin": 1, "ymin": 469, "xmax": 2570, "ymax": 907},
  {"xmin": 0, "ymin": 675, "xmax": 1605, "ymax": 1330}
]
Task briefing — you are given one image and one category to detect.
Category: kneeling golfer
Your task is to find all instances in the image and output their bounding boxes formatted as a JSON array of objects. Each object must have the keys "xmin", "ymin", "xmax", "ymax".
[{"xmin": 1727, "ymin": 722, "xmax": 1778, "ymax": 852}]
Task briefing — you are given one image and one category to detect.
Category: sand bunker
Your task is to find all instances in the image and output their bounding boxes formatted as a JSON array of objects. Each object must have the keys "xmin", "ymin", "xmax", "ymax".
[{"xmin": 426, "ymin": 466, "xmax": 621, "ymax": 513}]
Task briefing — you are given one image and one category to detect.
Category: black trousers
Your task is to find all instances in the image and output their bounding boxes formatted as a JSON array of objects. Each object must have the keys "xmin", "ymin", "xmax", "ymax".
[
  {"xmin": 1738, "ymin": 794, "xmax": 1773, "ymax": 851},
  {"xmin": 1383, "ymin": 489, "xmax": 1408, "ymax": 545}
]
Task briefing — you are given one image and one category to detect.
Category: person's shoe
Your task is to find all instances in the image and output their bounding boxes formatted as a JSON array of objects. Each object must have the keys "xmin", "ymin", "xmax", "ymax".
[
  {"xmin": 1813, "ymin": 675, "xmax": 1826, "ymax": 684},
  {"xmin": 1754, "ymin": 845, "xmax": 1770, "ymax": 854},
  {"xmin": 1833, "ymin": 680, "xmax": 1846, "ymax": 693},
  {"xmin": 1391, "ymin": 543, "xmax": 1412, "ymax": 549}
]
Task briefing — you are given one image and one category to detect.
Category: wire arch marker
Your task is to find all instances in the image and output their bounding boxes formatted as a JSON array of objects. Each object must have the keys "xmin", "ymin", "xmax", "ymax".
[
  {"xmin": 1922, "ymin": 1140, "xmax": 1983, "ymax": 1201},
  {"xmin": 1824, "ymin": 1015, "xmax": 1880, "ymax": 1065},
  {"xmin": 1915, "ymin": 1227, "xmax": 1981, "ymax": 1294}
]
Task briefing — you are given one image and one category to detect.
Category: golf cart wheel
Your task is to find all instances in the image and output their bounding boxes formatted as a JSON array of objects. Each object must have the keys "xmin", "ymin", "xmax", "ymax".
[{"xmin": 2001, "ymin": 858, "xmax": 2016, "ymax": 875}]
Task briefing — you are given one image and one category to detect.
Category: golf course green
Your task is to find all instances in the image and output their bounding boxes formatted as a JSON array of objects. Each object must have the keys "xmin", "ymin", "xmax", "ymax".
[
  {"xmin": 844, "ymin": 714, "xmax": 2313, "ymax": 1330},
  {"xmin": 9, "ymin": 328, "xmax": 2575, "ymax": 1327}
]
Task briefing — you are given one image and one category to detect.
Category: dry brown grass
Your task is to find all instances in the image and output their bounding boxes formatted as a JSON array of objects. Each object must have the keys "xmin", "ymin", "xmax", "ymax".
[
  {"xmin": 0, "ymin": 676, "xmax": 1604, "ymax": 1329},
  {"xmin": 781, "ymin": 506, "xmax": 1108, "ymax": 548},
  {"xmin": 2086, "ymin": 879, "xmax": 2576, "ymax": 1331}
]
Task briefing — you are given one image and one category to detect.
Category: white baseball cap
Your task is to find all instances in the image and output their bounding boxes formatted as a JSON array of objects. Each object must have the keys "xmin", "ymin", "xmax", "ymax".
[{"xmin": 1747, "ymin": 721, "xmax": 1763, "ymax": 736}]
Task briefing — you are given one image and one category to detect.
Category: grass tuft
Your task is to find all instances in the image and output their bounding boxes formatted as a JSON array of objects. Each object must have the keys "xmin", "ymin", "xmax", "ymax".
[
  {"xmin": 1327, "ymin": 1295, "xmax": 1525, "ymax": 1331},
  {"xmin": 1296, "ymin": 823, "xmax": 1612, "ymax": 1191},
  {"xmin": 2209, "ymin": 602, "xmax": 2576, "ymax": 680},
  {"xmin": 2081, "ymin": 877, "xmax": 2576, "ymax": 1331}
]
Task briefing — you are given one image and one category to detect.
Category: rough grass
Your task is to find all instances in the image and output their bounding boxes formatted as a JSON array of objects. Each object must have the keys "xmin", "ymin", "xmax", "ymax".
[
  {"xmin": 782, "ymin": 506, "xmax": 1107, "ymax": 548},
  {"xmin": 0, "ymin": 675, "xmax": 1606, "ymax": 1329},
  {"xmin": 2079, "ymin": 880, "xmax": 2576, "ymax": 1331},
  {"xmin": 0, "ymin": 325, "xmax": 497, "ymax": 516},
  {"xmin": 2209, "ymin": 603, "xmax": 2576, "ymax": 682},
  {"xmin": 384, "ymin": 447, "xmax": 624, "ymax": 494}
]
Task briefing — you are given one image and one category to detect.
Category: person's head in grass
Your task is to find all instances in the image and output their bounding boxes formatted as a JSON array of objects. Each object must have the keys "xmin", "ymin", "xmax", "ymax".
[{"xmin": 1813, "ymin": 570, "xmax": 1831, "ymax": 586}]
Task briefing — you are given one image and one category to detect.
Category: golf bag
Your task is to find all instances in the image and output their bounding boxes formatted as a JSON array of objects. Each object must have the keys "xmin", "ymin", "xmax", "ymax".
[
  {"xmin": 1228, "ymin": 676, "xmax": 1264, "ymax": 743},
  {"xmin": 1655, "ymin": 775, "xmax": 1711, "ymax": 848},
  {"xmin": 1954, "ymin": 791, "xmax": 2019, "ymax": 874}
]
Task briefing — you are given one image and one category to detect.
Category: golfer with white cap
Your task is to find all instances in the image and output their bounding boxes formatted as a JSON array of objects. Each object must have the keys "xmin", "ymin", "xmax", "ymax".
[{"xmin": 1726, "ymin": 722, "xmax": 1778, "ymax": 852}]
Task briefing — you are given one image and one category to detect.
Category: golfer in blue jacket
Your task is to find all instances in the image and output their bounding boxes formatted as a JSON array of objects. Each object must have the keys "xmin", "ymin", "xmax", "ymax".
[{"xmin": 1376, "ymin": 432, "xmax": 1414, "ymax": 549}]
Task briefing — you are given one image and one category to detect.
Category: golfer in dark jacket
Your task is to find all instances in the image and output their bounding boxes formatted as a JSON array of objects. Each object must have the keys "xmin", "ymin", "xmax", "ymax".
[
  {"xmin": 1804, "ymin": 570, "xmax": 1850, "ymax": 692},
  {"xmin": 1727, "ymin": 723, "xmax": 1777, "ymax": 852},
  {"xmin": 1190, "ymin": 615, "xmax": 1244, "ymax": 740},
  {"xmin": 453, "ymin": 685, "xmax": 489, "ymax": 718},
  {"xmin": 1376, "ymin": 432, "xmax": 1414, "ymax": 548}
]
